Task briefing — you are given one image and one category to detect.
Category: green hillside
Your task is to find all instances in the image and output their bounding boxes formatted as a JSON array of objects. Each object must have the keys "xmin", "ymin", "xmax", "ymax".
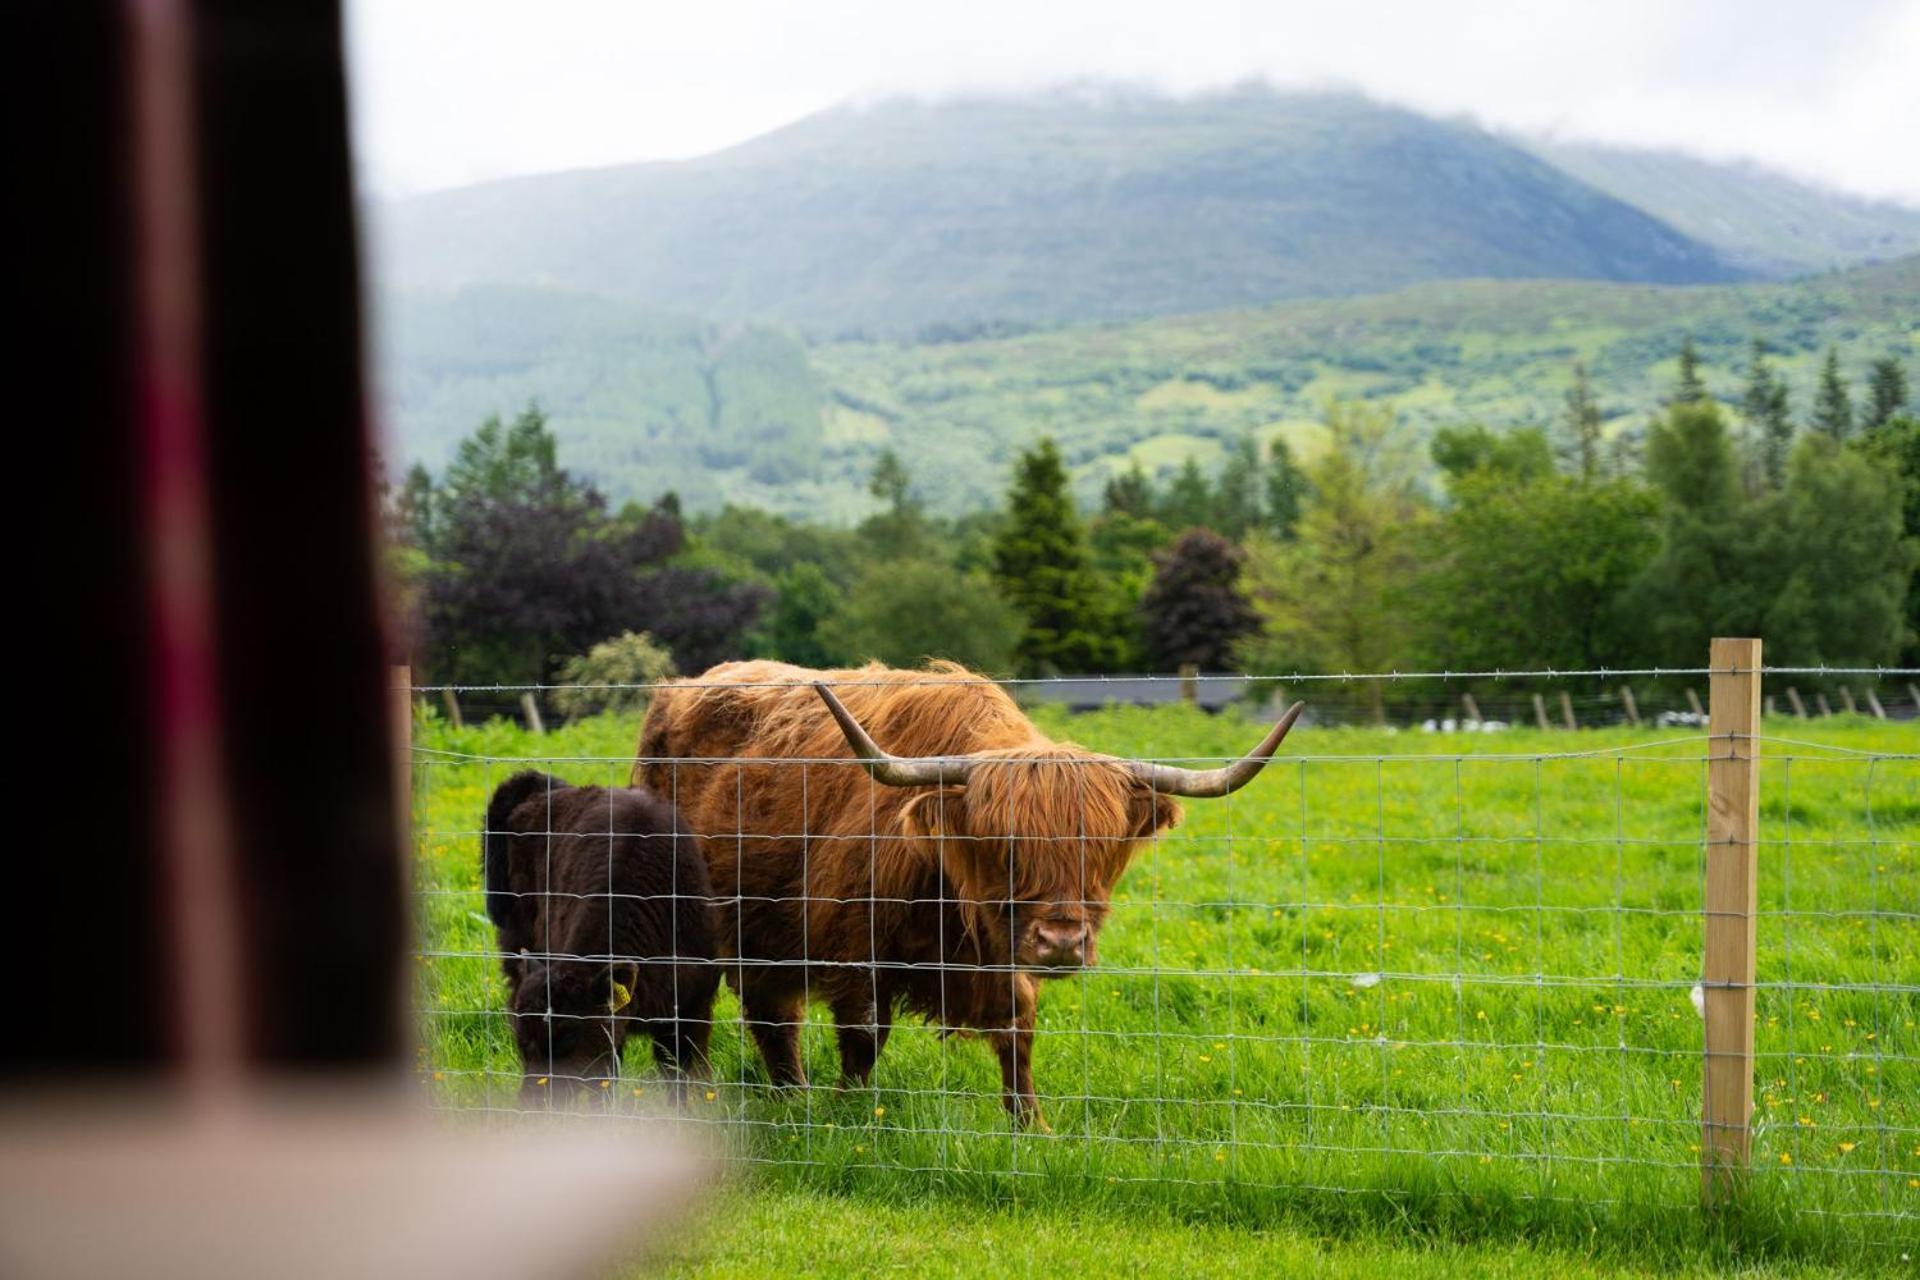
[
  {"xmin": 380, "ymin": 258, "xmax": 1918, "ymax": 517},
  {"xmin": 373, "ymin": 86, "xmax": 1741, "ymax": 336},
  {"xmin": 376, "ymin": 286, "xmax": 827, "ymax": 509},
  {"xmin": 1525, "ymin": 138, "xmax": 1920, "ymax": 277}
]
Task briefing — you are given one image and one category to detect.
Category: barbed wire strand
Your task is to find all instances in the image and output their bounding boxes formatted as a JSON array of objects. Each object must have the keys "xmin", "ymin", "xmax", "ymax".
[{"xmin": 410, "ymin": 664, "xmax": 1920, "ymax": 693}]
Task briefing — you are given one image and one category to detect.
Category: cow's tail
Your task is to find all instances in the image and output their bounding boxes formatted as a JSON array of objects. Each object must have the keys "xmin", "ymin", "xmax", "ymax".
[{"xmin": 483, "ymin": 770, "xmax": 567, "ymax": 928}]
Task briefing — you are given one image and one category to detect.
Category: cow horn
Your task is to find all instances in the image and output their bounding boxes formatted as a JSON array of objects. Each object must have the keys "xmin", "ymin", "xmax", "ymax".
[
  {"xmin": 813, "ymin": 684, "xmax": 977, "ymax": 786},
  {"xmin": 1126, "ymin": 701, "xmax": 1305, "ymax": 797}
]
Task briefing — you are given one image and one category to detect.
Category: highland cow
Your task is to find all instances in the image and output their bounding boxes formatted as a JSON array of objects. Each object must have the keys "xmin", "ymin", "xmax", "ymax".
[
  {"xmin": 633, "ymin": 660, "xmax": 1301, "ymax": 1128},
  {"xmin": 484, "ymin": 771, "xmax": 720, "ymax": 1102}
]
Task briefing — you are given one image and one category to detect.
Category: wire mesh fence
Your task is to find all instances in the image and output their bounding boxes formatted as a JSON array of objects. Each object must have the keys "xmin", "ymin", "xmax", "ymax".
[{"xmin": 407, "ymin": 663, "xmax": 1917, "ymax": 1247}]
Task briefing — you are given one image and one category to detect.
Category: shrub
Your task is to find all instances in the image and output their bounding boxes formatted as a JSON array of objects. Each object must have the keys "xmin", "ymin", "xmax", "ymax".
[{"xmin": 551, "ymin": 631, "xmax": 676, "ymax": 720}]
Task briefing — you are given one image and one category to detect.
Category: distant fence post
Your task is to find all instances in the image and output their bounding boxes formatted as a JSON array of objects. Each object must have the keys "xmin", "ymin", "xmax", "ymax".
[
  {"xmin": 1702, "ymin": 637, "xmax": 1761, "ymax": 1207},
  {"xmin": 520, "ymin": 691, "xmax": 546, "ymax": 734},
  {"xmin": 440, "ymin": 687, "xmax": 464, "ymax": 729},
  {"xmin": 391, "ymin": 665, "xmax": 412, "ymax": 840},
  {"xmin": 1558, "ymin": 690, "xmax": 1577, "ymax": 731},
  {"xmin": 1620, "ymin": 685, "xmax": 1641, "ymax": 728},
  {"xmin": 1532, "ymin": 693, "xmax": 1550, "ymax": 731},
  {"xmin": 1178, "ymin": 663, "xmax": 1199, "ymax": 706},
  {"xmin": 1461, "ymin": 692, "xmax": 1481, "ymax": 726}
]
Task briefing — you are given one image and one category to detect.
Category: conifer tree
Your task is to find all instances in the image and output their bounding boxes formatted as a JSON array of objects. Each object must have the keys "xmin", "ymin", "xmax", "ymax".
[
  {"xmin": 1741, "ymin": 339, "xmax": 1793, "ymax": 488},
  {"xmin": 1865, "ymin": 356, "xmax": 1910, "ymax": 433},
  {"xmin": 1671, "ymin": 336, "xmax": 1707, "ymax": 405},
  {"xmin": 860, "ymin": 447, "xmax": 927, "ymax": 558},
  {"xmin": 1213, "ymin": 435, "xmax": 1264, "ymax": 538},
  {"xmin": 1102, "ymin": 459, "xmax": 1156, "ymax": 518},
  {"xmin": 1811, "ymin": 347, "xmax": 1854, "ymax": 440},
  {"xmin": 1264, "ymin": 436, "xmax": 1307, "ymax": 539},
  {"xmin": 991, "ymin": 438, "xmax": 1122, "ymax": 674},
  {"xmin": 1561, "ymin": 360, "xmax": 1604, "ymax": 482},
  {"xmin": 1159, "ymin": 457, "xmax": 1214, "ymax": 532}
]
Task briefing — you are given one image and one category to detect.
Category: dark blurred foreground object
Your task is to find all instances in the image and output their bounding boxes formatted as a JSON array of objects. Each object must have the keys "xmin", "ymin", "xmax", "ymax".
[
  {"xmin": 5, "ymin": 3, "xmax": 704, "ymax": 1275},
  {"xmin": 0, "ymin": 1098, "xmax": 707, "ymax": 1280}
]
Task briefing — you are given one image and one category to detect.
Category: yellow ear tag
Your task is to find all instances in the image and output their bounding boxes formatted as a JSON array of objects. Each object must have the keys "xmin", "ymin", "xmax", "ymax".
[{"xmin": 609, "ymin": 981, "xmax": 633, "ymax": 1013}]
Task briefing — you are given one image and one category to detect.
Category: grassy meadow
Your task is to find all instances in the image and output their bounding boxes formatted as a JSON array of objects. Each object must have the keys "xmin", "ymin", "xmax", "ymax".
[{"xmin": 410, "ymin": 702, "xmax": 1918, "ymax": 1274}]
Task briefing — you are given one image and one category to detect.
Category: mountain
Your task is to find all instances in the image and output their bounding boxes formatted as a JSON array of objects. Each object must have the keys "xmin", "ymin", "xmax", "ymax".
[
  {"xmin": 373, "ymin": 86, "xmax": 1744, "ymax": 336},
  {"xmin": 377, "ymin": 257, "xmax": 1919, "ymax": 518},
  {"xmin": 1524, "ymin": 138, "xmax": 1920, "ymax": 278}
]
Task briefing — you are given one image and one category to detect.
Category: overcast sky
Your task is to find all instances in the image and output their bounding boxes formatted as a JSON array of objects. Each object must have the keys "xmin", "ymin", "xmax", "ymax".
[{"xmin": 345, "ymin": 0, "xmax": 1920, "ymax": 204}]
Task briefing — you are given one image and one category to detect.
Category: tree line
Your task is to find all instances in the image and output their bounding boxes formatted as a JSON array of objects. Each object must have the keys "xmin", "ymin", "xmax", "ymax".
[{"xmin": 388, "ymin": 343, "xmax": 1916, "ymax": 711}]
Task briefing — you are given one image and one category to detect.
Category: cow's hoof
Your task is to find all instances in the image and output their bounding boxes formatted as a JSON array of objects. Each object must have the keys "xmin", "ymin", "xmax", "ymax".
[{"xmin": 1010, "ymin": 1110, "xmax": 1051, "ymax": 1134}]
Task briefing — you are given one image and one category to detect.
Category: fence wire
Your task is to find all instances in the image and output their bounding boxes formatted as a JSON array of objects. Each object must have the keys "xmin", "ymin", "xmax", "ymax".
[{"xmin": 407, "ymin": 679, "xmax": 1918, "ymax": 1246}]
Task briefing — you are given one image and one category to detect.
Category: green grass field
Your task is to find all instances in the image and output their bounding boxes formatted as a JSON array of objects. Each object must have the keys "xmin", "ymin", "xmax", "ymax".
[{"xmin": 410, "ymin": 705, "xmax": 1918, "ymax": 1275}]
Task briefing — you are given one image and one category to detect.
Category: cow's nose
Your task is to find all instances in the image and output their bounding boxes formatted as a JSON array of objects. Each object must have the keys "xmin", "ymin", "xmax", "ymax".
[{"xmin": 1033, "ymin": 919, "xmax": 1090, "ymax": 963}]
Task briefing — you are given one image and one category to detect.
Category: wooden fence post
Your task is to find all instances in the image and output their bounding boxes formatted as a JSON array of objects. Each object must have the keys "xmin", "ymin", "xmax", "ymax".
[
  {"xmin": 1461, "ymin": 692, "xmax": 1481, "ymax": 726},
  {"xmin": 391, "ymin": 665, "xmax": 412, "ymax": 840},
  {"xmin": 1178, "ymin": 663, "xmax": 1199, "ymax": 706},
  {"xmin": 1558, "ymin": 690, "xmax": 1577, "ymax": 731},
  {"xmin": 1620, "ymin": 685, "xmax": 1641, "ymax": 728},
  {"xmin": 1686, "ymin": 687, "xmax": 1705, "ymax": 720},
  {"xmin": 1866, "ymin": 688, "xmax": 1887, "ymax": 720},
  {"xmin": 1531, "ymin": 692, "xmax": 1550, "ymax": 731},
  {"xmin": 520, "ymin": 691, "xmax": 546, "ymax": 734},
  {"xmin": 1703, "ymin": 637, "xmax": 1761, "ymax": 1207},
  {"xmin": 1785, "ymin": 687, "xmax": 1807, "ymax": 719},
  {"xmin": 439, "ymin": 686, "xmax": 464, "ymax": 729},
  {"xmin": 1837, "ymin": 686, "xmax": 1857, "ymax": 716}
]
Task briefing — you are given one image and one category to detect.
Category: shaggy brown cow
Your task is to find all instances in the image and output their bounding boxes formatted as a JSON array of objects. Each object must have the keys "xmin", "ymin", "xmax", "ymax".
[
  {"xmin": 633, "ymin": 660, "xmax": 1301, "ymax": 1128},
  {"xmin": 484, "ymin": 770, "xmax": 721, "ymax": 1102}
]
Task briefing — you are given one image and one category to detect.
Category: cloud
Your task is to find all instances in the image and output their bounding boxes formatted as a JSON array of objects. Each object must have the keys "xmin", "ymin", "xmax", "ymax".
[{"xmin": 345, "ymin": 0, "xmax": 1920, "ymax": 203}]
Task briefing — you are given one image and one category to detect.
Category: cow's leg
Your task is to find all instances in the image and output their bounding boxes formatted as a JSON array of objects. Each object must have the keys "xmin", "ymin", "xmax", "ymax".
[
  {"xmin": 831, "ymin": 987, "xmax": 892, "ymax": 1088},
  {"xmin": 740, "ymin": 971, "xmax": 807, "ymax": 1087},
  {"xmin": 987, "ymin": 982, "xmax": 1046, "ymax": 1131}
]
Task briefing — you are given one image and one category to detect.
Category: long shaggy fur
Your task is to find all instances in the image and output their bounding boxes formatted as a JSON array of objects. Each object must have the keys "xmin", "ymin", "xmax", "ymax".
[
  {"xmin": 633, "ymin": 660, "xmax": 1182, "ymax": 1125},
  {"xmin": 484, "ymin": 771, "xmax": 720, "ymax": 1096}
]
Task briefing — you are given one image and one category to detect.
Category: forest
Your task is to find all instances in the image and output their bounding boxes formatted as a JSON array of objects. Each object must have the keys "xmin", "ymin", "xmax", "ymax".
[{"xmin": 388, "ymin": 339, "xmax": 1917, "ymax": 711}]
